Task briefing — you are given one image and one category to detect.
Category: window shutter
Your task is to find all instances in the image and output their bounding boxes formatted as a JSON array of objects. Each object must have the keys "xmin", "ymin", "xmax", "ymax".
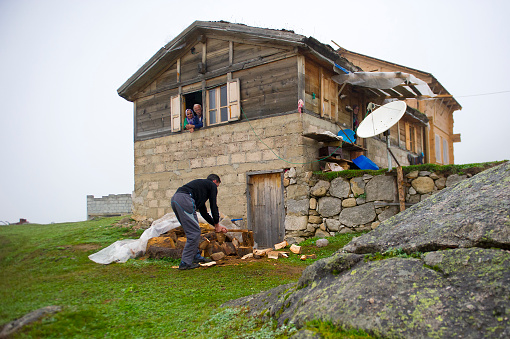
[
  {"xmin": 227, "ymin": 78, "xmax": 241, "ymax": 121},
  {"xmin": 405, "ymin": 122, "xmax": 411, "ymax": 150},
  {"xmin": 171, "ymin": 94, "xmax": 182, "ymax": 132}
]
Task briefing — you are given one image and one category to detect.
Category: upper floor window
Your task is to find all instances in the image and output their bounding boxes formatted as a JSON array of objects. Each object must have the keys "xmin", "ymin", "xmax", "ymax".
[
  {"xmin": 170, "ymin": 78, "xmax": 240, "ymax": 132},
  {"xmin": 207, "ymin": 85, "xmax": 228, "ymax": 125}
]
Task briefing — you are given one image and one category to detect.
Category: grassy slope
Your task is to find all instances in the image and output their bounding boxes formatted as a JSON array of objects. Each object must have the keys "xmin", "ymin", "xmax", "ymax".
[{"xmin": 0, "ymin": 217, "xmax": 369, "ymax": 338}]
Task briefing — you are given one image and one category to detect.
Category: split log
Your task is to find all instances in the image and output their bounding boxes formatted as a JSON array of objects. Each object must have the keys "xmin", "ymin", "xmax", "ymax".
[
  {"xmin": 221, "ymin": 242, "xmax": 236, "ymax": 256},
  {"xmin": 210, "ymin": 240, "xmax": 223, "ymax": 255},
  {"xmin": 241, "ymin": 253, "xmax": 254, "ymax": 260},
  {"xmin": 199, "ymin": 261, "xmax": 217, "ymax": 267},
  {"xmin": 300, "ymin": 254, "xmax": 317, "ymax": 260},
  {"xmin": 147, "ymin": 236, "xmax": 176, "ymax": 249},
  {"xmin": 254, "ymin": 248, "xmax": 272, "ymax": 259},
  {"xmin": 242, "ymin": 231, "xmax": 255, "ymax": 247},
  {"xmin": 274, "ymin": 240, "xmax": 288, "ymax": 250},
  {"xmin": 268, "ymin": 251, "xmax": 280, "ymax": 259},
  {"xmin": 290, "ymin": 244, "xmax": 302, "ymax": 254},
  {"xmin": 216, "ymin": 232, "xmax": 226, "ymax": 244},
  {"xmin": 232, "ymin": 238, "xmax": 240, "ymax": 249},
  {"xmin": 237, "ymin": 246, "xmax": 253, "ymax": 258},
  {"xmin": 211, "ymin": 252, "xmax": 226, "ymax": 261},
  {"xmin": 199, "ymin": 236, "xmax": 210, "ymax": 250}
]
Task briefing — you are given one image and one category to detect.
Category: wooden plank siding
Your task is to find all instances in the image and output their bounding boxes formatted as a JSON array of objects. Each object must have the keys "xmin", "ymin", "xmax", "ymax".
[{"xmin": 132, "ymin": 36, "xmax": 300, "ymax": 141}]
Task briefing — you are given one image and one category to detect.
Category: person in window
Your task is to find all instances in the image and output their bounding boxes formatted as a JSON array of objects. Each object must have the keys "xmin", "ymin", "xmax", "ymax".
[
  {"xmin": 171, "ymin": 174, "xmax": 227, "ymax": 270},
  {"xmin": 193, "ymin": 104, "xmax": 204, "ymax": 130},
  {"xmin": 183, "ymin": 108, "xmax": 197, "ymax": 132}
]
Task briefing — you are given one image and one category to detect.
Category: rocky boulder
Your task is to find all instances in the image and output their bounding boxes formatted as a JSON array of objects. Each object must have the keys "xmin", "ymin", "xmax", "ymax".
[{"xmin": 224, "ymin": 162, "xmax": 510, "ymax": 338}]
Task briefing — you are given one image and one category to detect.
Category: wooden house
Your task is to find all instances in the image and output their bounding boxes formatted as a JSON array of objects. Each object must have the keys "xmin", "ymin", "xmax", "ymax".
[
  {"xmin": 336, "ymin": 47, "xmax": 462, "ymax": 165},
  {"xmin": 118, "ymin": 21, "xmax": 461, "ymax": 247}
]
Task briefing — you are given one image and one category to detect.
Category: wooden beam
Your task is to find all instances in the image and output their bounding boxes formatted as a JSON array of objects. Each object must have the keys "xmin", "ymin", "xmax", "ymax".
[{"xmin": 397, "ymin": 166, "xmax": 406, "ymax": 212}]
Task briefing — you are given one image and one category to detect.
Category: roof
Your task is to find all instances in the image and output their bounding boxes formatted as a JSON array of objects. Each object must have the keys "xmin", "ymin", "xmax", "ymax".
[
  {"xmin": 118, "ymin": 21, "xmax": 357, "ymax": 101},
  {"xmin": 337, "ymin": 47, "xmax": 462, "ymax": 111}
]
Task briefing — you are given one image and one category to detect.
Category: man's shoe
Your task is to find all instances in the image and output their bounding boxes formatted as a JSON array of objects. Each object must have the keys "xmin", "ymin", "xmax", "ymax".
[
  {"xmin": 178, "ymin": 262, "xmax": 200, "ymax": 270},
  {"xmin": 193, "ymin": 256, "xmax": 212, "ymax": 264}
]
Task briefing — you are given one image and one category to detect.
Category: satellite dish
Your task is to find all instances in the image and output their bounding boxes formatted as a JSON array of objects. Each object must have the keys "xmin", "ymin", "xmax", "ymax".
[{"xmin": 356, "ymin": 101, "xmax": 407, "ymax": 138}]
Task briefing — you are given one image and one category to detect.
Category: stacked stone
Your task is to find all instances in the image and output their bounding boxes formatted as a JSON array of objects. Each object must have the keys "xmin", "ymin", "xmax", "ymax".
[
  {"xmin": 283, "ymin": 167, "xmax": 470, "ymax": 244},
  {"xmin": 406, "ymin": 171, "xmax": 468, "ymax": 203}
]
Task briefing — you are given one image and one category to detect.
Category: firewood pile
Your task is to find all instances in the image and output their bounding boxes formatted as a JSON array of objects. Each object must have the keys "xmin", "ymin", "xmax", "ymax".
[
  {"xmin": 146, "ymin": 223, "xmax": 314, "ymax": 263},
  {"xmin": 146, "ymin": 223, "xmax": 255, "ymax": 261}
]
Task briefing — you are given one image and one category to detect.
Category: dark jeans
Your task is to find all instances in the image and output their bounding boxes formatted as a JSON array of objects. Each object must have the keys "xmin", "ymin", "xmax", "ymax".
[{"xmin": 171, "ymin": 192, "xmax": 201, "ymax": 265}]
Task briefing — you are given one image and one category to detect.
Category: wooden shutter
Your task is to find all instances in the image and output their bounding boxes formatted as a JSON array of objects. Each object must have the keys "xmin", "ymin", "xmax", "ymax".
[
  {"xmin": 227, "ymin": 78, "xmax": 240, "ymax": 121},
  {"xmin": 405, "ymin": 122, "xmax": 411, "ymax": 150},
  {"xmin": 171, "ymin": 94, "xmax": 182, "ymax": 132}
]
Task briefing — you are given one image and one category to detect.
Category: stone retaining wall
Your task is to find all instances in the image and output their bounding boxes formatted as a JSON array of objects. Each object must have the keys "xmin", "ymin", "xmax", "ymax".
[{"xmin": 283, "ymin": 168, "xmax": 470, "ymax": 243}]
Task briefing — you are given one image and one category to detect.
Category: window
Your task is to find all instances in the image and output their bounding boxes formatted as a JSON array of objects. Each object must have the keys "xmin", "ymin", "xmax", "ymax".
[
  {"xmin": 170, "ymin": 79, "xmax": 240, "ymax": 131},
  {"xmin": 206, "ymin": 79, "xmax": 240, "ymax": 126},
  {"xmin": 442, "ymin": 138, "xmax": 449, "ymax": 165},
  {"xmin": 435, "ymin": 134, "xmax": 442, "ymax": 164}
]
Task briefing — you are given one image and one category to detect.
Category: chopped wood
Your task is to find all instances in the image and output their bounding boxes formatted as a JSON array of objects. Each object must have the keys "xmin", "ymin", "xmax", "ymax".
[
  {"xmin": 216, "ymin": 232, "xmax": 226, "ymax": 244},
  {"xmin": 280, "ymin": 252, "xmax": 289, "ymax": 258},
  {"xmin": 221, "ymin": 242, "xmax": 236, "ymax": 256},
  {"xmin": 199, "ymin": 237, "xmax": 210, "ymax": 250},
  {"xmin": 274, "ymin": 240, "xmax": 288, "ymax": 250},
  {"xmin": 211, "ymin": 252, "xmax": 226, "ymax": 261},
  {"xmin": 290, "ymin": 244, "xmax": 302, "ymax": 254},
  {"xmin": 237, "ymin": 246, "xmax": 253, "ymax": 258},
  {"xmin": 300, "ymin": 254, "xmax": 317, "ymax": 260},
  {"xmin": 241, "ymin": 253, "xmax": 254, "ymax": 260},
  {"xmin": 232, "ymin": 238, "xmax": 240, "ymax": 249},
  {"xmin": 254, "ymin": 248, "xmax": 272, "ymax": 256},
  {"xmin": 268, "ymin": 251, "xmax": 280, "ymax": 259},
  {"xmin": 199, "ymin": 261, "xmax": 217, "ymax": 267},
  {"xmin": 242, "ymin": 231, "xmax": 255, "ymax": 247}
]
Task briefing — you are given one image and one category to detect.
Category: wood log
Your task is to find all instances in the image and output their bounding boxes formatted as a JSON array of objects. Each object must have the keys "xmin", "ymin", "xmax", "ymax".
[
  {"xmin": 211, "ymin": 252, "xmax": 226, "ymax": 261},
  {"xmin": 232, "ymin": 238, "xmax": 240, "ymax": 249},
  {"xmin": 216, "ymin": 232, "xmax": 226, "ymax": 244},
  {"xmin": 221, "ymin": 242, "xmax": 236, "ymax": 256},
  {"xmin": 290, "ymin": 244, "xmax": 302, "ymax": 254},
  {"xmin": 147, "ymin": 236, "xmax": 176, "ymax": 249},
  {"xmin": 242, "ymin": 231, "xmax": 255, "ymax": 247},
  {"xmin": 199, "ymin": 261, "xmax": 216, "ymax": 267},
  {"xmin": 254, "ymin": 248, "xmax": 272, "ymax": 258},
  {"xmin": 274, "ymin": 240, "xmax": 288, "ymax": 250},
  {"xmin": 199, "ymin": 237, "xmax": 210, "ymax": 250},
  {"xmin": 237, "ymin": 246, "xmax": 253, "ymax": 258},
  {"xmin": 210, "ymin": 240, "xmax": 223, "ymax": 254},
  {"xmin": 241, "ymin": 253, "xmax": 253, "ymax": 260},
  {"xmin": 300, "ymin": 254, "xmax": 317, "ymax": 260},
  {"xmin": 268, "ymin": 251, "xmax": 280, "ymax": 259}
]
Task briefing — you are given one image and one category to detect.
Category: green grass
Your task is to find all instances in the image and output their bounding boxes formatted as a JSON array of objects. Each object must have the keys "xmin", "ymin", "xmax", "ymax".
[
  {"xmin": 0, "ymin": 217, "xmax": 372, "ymax": 338},
  {"xmin": 315, "ymin": 160, "xmax": 507, "ymax": 180}
]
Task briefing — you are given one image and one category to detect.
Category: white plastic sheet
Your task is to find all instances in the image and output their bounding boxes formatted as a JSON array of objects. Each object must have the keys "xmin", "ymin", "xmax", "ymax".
[{"xmin": 88, "ymin": 212, "xmax": 239, "ymax": 264}]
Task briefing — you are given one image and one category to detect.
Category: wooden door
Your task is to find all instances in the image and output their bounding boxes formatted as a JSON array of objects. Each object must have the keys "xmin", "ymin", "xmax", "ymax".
[{"xmin": 247, "ymin": 171, "xmax": 285, "ymax": 248}]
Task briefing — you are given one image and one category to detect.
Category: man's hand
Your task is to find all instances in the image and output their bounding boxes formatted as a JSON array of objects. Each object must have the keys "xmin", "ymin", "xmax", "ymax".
[{"xmin": 215, "ymin": 224, "xmax": 227, "ymax": 233}]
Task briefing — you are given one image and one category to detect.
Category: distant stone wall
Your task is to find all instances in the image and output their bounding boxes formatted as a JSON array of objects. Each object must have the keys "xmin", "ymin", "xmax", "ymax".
[
  {"xmin": 283, "ymin": 168, "xmax": 471, "ymax": 243},
  {"xmin": 87, "ymin": 194, "xmax": 132, "ymax": 219}
]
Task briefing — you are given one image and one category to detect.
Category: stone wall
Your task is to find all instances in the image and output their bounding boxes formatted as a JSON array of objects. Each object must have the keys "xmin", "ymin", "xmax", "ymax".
[
  {"xmin": 87, "ymin": 194, "xmax": 132, "ymax": 219},
  {"xmin": 132, "ymin": 112, "xmax": 338, "ymax": 221},
  {"xmin": 283, "ymin": 168, "xmax": 470, "ymax": 243}
]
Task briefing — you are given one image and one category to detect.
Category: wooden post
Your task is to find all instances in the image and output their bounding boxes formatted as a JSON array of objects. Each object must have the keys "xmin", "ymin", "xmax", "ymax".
[{"xmin": 397, "ymin": 166, "xmax": 406, "ymax": 212}]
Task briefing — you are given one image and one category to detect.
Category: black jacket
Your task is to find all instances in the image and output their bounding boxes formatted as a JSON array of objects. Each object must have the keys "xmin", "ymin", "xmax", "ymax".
[{"xmin": 176, "ymin": 179, "xmax": 219, "ymax": 225}]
